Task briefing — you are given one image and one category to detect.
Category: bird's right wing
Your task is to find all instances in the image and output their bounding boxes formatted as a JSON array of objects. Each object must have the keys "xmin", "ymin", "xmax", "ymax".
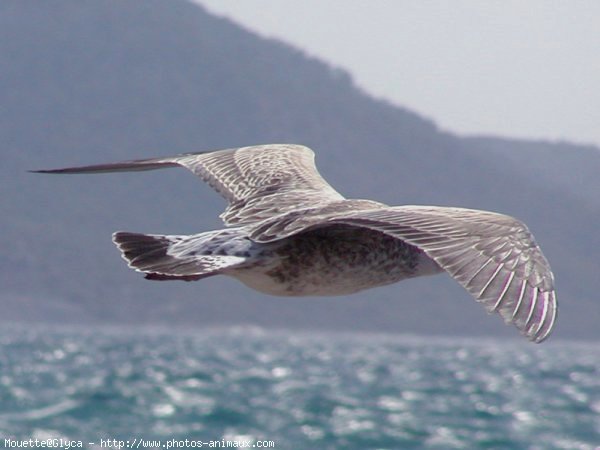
[
  {"xmin": 31, "ymin": 144, "xmax": 345, "ymax": 226},
  {"xmin": 250, "ymin": 205, "xmax": 557, "ymax": 343}
]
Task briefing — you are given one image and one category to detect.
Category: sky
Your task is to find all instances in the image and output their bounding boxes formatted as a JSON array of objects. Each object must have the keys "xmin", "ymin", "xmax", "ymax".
[{"xmin": 197, "ymin": 0, "xmax": 600, "ymax": 147}]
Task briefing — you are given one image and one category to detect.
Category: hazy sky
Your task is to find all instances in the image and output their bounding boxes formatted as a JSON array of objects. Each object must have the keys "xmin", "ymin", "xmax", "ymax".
[{"xmin": 198, "ymin": 0, "xmax": 600, "ymax": 147}]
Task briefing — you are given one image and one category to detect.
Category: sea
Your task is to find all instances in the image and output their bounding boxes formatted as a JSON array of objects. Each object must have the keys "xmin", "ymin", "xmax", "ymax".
[{"xmin": 0, "ymin": 324, "xmax": 598, "ymax": 450}]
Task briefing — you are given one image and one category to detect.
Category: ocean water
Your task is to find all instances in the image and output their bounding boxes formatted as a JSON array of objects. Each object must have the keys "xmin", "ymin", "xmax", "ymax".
[{"xmin": 0, "ymin": 325, "xmax": 598, "ymax": 450}]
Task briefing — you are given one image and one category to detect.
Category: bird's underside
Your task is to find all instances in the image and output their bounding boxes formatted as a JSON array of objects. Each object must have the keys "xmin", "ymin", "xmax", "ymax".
[{"xmin": 33, "ymin": 144, "xmax": 558, "ymax": 343}]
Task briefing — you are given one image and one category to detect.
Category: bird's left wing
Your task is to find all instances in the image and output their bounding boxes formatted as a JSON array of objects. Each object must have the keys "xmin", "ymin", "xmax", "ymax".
[{"xmin": 31, "ymin": 144, "xmax": 345, "ymax": 225}]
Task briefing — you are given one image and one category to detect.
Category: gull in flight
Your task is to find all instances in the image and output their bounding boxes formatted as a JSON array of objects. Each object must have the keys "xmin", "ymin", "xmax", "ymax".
[{"xmin": 33, "ymin": 144, "xmax": 557, "ymax": 342}]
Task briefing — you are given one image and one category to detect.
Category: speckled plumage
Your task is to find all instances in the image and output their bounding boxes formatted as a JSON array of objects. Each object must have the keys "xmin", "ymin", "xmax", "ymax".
[
  {"xmin": 33, "ymin": 144, "xmax": 558, "ymax": 343},
  {"xmin": 235, "ymin": 225, "xmax": 441, "ymax": 297}
]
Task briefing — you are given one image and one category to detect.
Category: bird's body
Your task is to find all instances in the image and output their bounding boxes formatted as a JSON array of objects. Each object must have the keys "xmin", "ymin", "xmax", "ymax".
[
  {"xmin": 224, "ymin": 224, "xmax": 440, "ymax": 296},
  {"xmin": 115, "ymin": 215, "xmax": 441, "ymax": 297},
  {"xmin": 33, "ymin": 144, "xmax": 557, "ymax": 342}
]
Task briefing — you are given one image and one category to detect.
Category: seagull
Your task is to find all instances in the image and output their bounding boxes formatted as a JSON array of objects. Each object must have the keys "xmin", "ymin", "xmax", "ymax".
[{"xmin": 33, "ymin": 144, "xmax": 557, "ymax": 342}]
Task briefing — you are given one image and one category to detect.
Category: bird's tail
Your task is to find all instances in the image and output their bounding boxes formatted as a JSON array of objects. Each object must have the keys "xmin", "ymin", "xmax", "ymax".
[{"xmin": 112, "ymin": 231, "xmax": 246, "ymax": 281}]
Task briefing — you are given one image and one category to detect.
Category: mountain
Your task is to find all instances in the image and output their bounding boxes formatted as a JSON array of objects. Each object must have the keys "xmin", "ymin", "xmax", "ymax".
[{"xmin": 2, "ymin": 0, "xmax": 598, "ymax": 340}]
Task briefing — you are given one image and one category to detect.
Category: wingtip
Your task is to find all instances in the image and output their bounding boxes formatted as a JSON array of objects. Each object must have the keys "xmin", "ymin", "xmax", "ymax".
[
  {"xmin": 28, "ymin": 167, "xmax": 86, "ymax": 174},
  {"xmin": 531, "ymin": 292, "xmax": 558, "ymax": 344}
]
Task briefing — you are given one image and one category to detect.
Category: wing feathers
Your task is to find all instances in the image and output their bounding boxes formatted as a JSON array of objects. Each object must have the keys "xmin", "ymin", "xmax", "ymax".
[
  {"xmin": 493, "ymin": 271, "xmax": 515, "ymax": 312},
  {"xmin": 477, "ymin": 262, "xmax": 505, "ymax": 298},
  {"xmin": 30, "ymin": 159, "xmax": 179, "ymax": 174}
]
